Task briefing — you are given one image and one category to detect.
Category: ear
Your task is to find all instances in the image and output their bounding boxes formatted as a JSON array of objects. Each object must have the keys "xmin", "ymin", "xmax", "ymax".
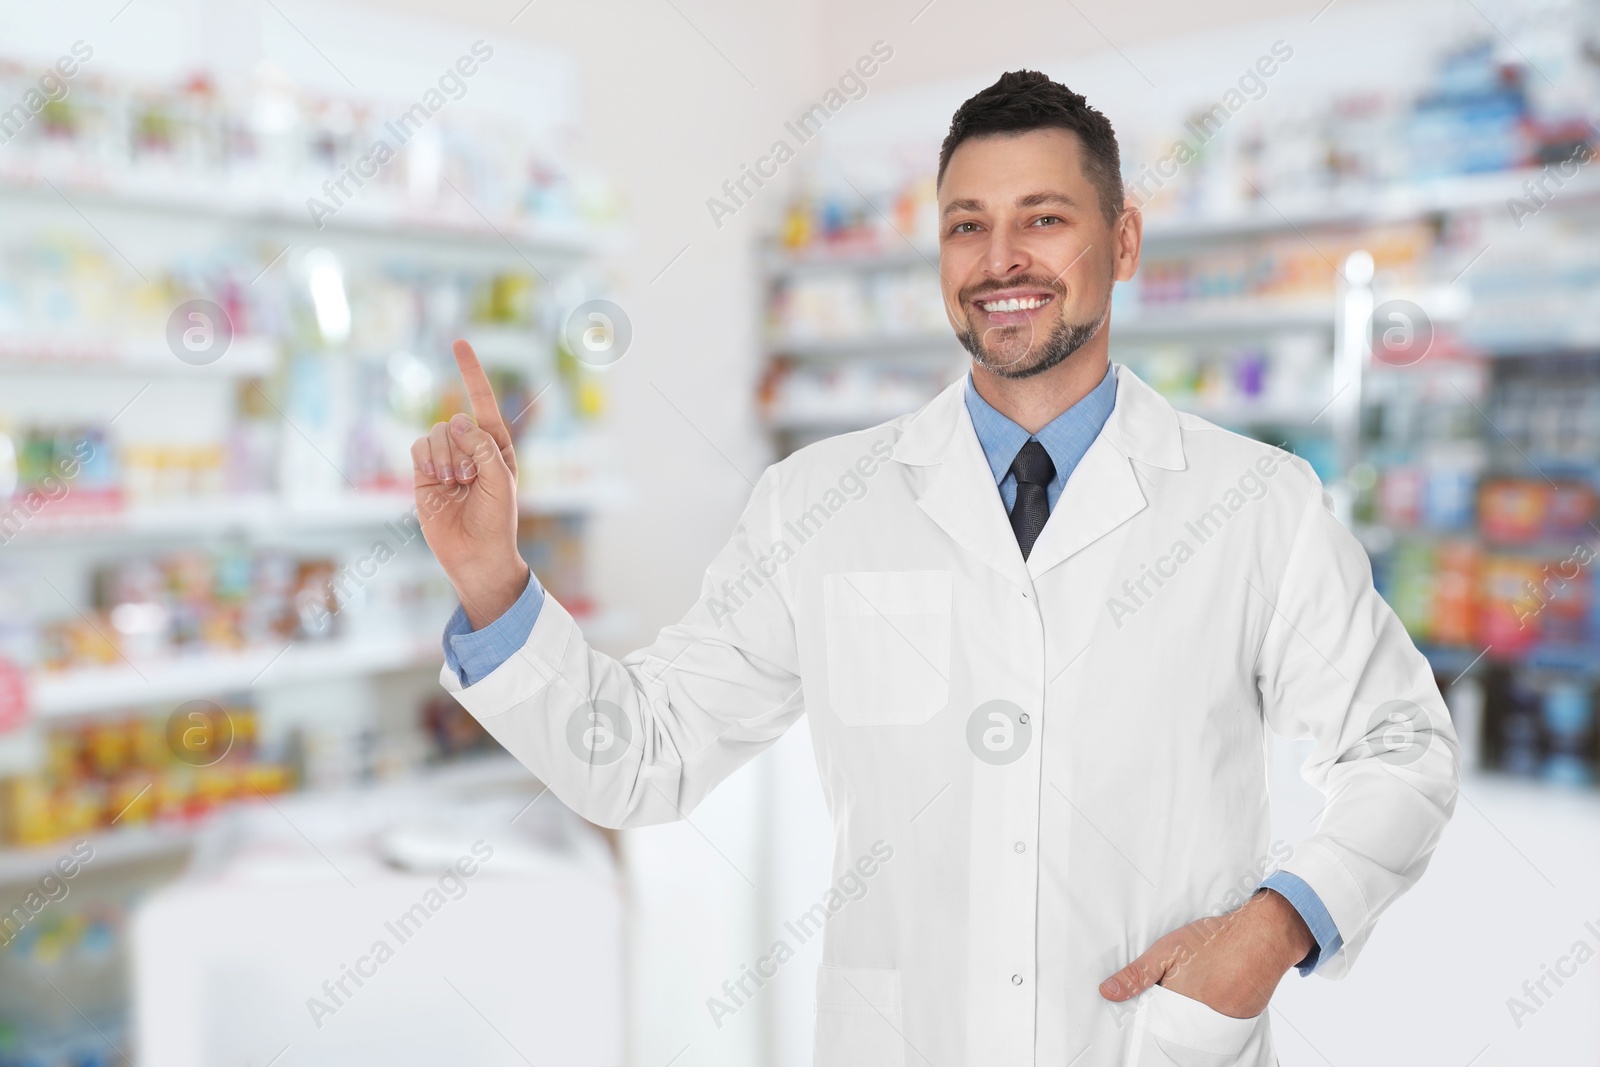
[{"xmin": 1113, "ymin": 203, "xmax": 1142, "ymax": 283}]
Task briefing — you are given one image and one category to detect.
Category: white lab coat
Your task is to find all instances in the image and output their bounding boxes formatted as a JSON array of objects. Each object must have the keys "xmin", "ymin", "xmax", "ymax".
[{"xmin": 442, "ymin": 363, "xmax": 1460, "ymax": 1067}]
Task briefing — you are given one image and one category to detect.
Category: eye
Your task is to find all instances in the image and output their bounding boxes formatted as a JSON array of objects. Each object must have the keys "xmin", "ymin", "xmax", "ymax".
[
  {"xmin": 1031, "ymin": 215, "xmax": 1063, "ymax": 227},
  {"xmin": 951, "ymin": 221, "xmax": 981, "ymax": 235}
]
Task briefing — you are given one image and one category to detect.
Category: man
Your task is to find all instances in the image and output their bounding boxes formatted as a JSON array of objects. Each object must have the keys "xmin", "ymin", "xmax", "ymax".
[{"xmin": 413, "ymin": 70, "xmax": 1458, "ymax": 1066}]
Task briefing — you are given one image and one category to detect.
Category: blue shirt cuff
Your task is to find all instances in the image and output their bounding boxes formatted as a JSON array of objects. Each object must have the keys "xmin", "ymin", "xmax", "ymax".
[
  {"xmin": 442, "ymin": 570, "xmax": 545, "ymax": 687},
  {"xmin": 1260, "ymin": 870, "xmax": 1343, "ymax": 976}
]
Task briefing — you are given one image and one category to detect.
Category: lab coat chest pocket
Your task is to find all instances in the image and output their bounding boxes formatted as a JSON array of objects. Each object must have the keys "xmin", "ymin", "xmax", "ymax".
[
  {"xmin": 823, "ymin": 570, "xmax": 951, "ymax": 726},
  {"xmin": 812, "ymin": 966, "xmax": 904, "ymax": 1067},
  {"xmin": 1136, "ymin": 983, "xmax": 1263, "ymax": 1066}
]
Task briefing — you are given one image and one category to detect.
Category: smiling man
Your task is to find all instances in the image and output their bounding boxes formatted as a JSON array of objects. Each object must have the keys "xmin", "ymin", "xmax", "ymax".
[{"xmin": 414, "ymin": 70, "xmax": 1459, "ymax": 1066}]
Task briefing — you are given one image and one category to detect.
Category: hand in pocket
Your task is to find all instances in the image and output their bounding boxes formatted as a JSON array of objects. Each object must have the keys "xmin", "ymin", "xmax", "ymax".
[{"xmin": 1099, "ymin": 888, "xmax": 1316, "ymax": 1020}]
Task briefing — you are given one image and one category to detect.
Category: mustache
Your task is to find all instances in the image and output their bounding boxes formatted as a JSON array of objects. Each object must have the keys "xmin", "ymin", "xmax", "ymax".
[{"xmin": 959, "ymin": 276, "xmax": 1068, "ymax": 304}]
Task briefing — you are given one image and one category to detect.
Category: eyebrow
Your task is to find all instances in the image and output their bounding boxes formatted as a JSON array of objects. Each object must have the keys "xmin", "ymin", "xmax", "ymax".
[{"xmin": 941, "ymin": 191, "xmax": 1079, "ymax": 218}]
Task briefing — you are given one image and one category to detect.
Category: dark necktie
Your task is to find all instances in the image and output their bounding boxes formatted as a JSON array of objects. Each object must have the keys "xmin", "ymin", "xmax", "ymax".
[{"xmin": 1008, "ymin": 439, "xmax": 1055, "ymax": 560}]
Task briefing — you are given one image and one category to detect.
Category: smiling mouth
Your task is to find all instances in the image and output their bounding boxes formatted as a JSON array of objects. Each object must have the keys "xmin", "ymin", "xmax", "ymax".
[{"xmin": 976, "ymin": 293, "xmax": 1055, "ymax": 314}]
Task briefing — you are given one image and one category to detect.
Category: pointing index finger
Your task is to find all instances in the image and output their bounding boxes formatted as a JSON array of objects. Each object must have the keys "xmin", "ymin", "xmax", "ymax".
[{"xmin": 453, "ymin": 339, "xmax": 512, "ymax": 452}]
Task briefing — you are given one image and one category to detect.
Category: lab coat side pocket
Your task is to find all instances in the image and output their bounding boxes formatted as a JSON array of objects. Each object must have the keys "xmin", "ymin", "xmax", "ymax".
[
  {"xmin": 812, "ymin": 965, "xmax": 905, "ymax": 1067},
  {"xmin": 822, "ymin": 570, "xmax": 951, "ymax": 726},
  {"xmin": 1135, "ymin": 983, "xmax": 1263, "ymax": 1066}
]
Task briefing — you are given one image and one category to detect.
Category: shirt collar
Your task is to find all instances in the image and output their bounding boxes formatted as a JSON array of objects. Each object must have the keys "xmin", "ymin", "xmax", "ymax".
[{"xmin": 962, "ymin": 363, "xmax": 1117, "ymax": 486}]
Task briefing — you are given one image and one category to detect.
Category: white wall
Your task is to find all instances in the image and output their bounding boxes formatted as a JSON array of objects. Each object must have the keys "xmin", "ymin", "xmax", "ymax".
[{"xmin": 337, "ymin": 3, "xmax": 832, "ymax": 1065}]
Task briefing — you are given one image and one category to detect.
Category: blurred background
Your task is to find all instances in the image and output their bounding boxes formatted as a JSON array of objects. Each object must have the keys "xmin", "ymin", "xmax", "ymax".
[{"xmin": 0, "ymin": 0, "xmax": 1597, "ymax": 1064}]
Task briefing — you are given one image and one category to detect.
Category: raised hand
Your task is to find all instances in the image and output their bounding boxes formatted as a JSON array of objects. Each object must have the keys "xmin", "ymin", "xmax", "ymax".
[{"xmin": 411, "ymin": 339, "xmax": 530, "ymax": 628}]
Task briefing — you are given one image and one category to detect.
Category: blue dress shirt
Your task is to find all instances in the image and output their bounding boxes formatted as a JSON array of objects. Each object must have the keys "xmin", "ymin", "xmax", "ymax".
[
  {"xmin": 962, "ymin": 364, "xmax": 1117, "ymax": 512},
  {"xmin": 441, "ymin": 361, "xmax": 1342, "ymax": 974},
  {"xmin": 1259, "ymin": 870, "xmax": 1343, "ymax": 975},
  {"xmin": 442, "ymin": 570, "xmax": 544, "ymax": 688}
]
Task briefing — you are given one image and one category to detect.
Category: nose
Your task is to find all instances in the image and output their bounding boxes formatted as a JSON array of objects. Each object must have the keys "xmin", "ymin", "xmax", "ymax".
[{"xmin": 982, "ymin": 226, "xmax": 1030, "ymax": 283}]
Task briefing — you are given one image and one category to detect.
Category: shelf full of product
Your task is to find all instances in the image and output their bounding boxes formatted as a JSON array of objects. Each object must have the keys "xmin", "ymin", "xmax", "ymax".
[
  {"xmin": 0, "ymin": 44, "xmax": 635, "ymax": 1067},
  {"xmin": 0, "ymin": 52, "xmax": 620, "ymax": 245},
  {"xmin": 0, "ymin": 65, "xmax": 630, "ymax": 834},
  {"xmin": 0, "ymin": 66, "xmax": 631, "ymax": 711},
  {"xmin": 1357, "ymin": 348, "xmax": 1600, "ymax": 787}
]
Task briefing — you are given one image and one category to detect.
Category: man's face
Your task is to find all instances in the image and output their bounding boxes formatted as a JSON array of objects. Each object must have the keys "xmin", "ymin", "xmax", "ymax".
[{"xmin": 937, "ymin": 128, "xmax": 1129, "ymax": 379}]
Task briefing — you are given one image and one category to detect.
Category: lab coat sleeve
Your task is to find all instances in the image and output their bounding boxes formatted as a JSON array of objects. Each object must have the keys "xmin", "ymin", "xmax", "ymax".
[
  {"xmin": 1255, "ymin": 471, "xmax": 1461, "ymax": 979},
  {"xmin": 439, "ymin": 464, "xmax": 805, "ymax": 829}
]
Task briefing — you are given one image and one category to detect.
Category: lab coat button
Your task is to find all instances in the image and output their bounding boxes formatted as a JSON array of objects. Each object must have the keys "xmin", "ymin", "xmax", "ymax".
[
  {"xmin": 1011, "ymin": 974, "xmax": 1023, "ymax": 985},
  {"xmin": 1018, "ymin": 713, "xmax": 1029, "ymax": 724},
  {"xmin": 1014, "ymin": 841, "xmax": 1025, "ymax": 853}
]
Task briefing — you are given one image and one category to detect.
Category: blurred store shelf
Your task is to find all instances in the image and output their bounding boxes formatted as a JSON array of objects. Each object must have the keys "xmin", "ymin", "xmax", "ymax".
[
  {"xmin": 5, "ymin": 483, "xmax": 631, "ymax": 544},
  {"xmin": 1139, "ymin": 167, "xmax": 1600, "ymax": 243},
  {"xmin": 30, "ymin": 633, "xmax": 441, "ymax": 717},
  {"xmin": 1174, "ymin": 397, "xmax": 1336, "ymax": 425},
  {"xmin": 760, "ymin": 408, "xmax": 916, "ymax": 433},
  {"xmin": 0, "ymin": 753, "xmax": 541, "ymax": 885},
  {"xmin": 1112, "ymin": 300, "xmax": 1335, "ymax": 337},
  {"xmin": 0, "ymin": 171, "xmax": 610, "ymax": 259},
  {"xmin": 759, "ymin": 243, "xmax": 937, "ymax": 280},
  {"xmin": 0, "ymin": 821, "xmax": 195, "ymax": 885},
  {"xmin": 1418, "ymin": 641, "xmax": 1600, "ymax": 679},
  {"xmin": 765, "ymin": 333, "xmax": 965, "ymax": 361},
  {"xmin": 10, "ymin": 492, "xmax": 416, "ymax": 541},
  {"xmin": 29, "ymin": 609, "xmax": 629, "ymax": 718},
  {"xmin": 0, "ymin": 335, "xmax": 278, "ymax": 376},
  {"xmin": 760, "ymin": 168, "xmax": 1600, "ymax": 274}
]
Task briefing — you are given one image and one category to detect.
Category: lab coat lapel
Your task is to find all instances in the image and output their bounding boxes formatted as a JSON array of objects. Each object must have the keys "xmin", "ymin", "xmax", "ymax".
[
  {"xmin": 891, "ymin": 379, "xmax": 1035, "ymax": 594},
  {"xmin": 1024, "ymin": 364, "xmax": 1187, "ymax": 579},
  {"xmin": 1022, "ymin": 434, "xmax": 1146, "ymax": 578}
]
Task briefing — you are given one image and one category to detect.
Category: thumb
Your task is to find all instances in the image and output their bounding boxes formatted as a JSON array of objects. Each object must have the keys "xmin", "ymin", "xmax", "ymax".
[
  {"xmin": 1100, "ymin": 948, "xmax": 1164, "ymax": 1003},
  {"xmin": 450, "ymin": 414, "xmax": 514, "ymax": 492}
]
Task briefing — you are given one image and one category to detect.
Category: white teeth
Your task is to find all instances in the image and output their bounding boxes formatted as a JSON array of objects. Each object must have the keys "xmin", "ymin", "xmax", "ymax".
[{"xmin": 981, "ymin": 296, "xmax": 1048, "ymax": 312}]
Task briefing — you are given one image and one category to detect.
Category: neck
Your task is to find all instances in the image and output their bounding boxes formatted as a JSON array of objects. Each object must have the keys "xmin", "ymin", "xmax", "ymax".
[{"xmin": 970, "ymin": 340, "xmax": 1111, "ymax": 435}]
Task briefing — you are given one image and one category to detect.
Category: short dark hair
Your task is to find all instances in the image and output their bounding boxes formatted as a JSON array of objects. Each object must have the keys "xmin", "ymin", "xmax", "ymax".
[{"xmin": 937, "ymin": 70, "xmax": 1124, "ymax": 228}]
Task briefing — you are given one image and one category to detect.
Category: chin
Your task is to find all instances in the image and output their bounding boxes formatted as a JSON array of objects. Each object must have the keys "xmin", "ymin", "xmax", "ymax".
[
  {"xmin": 975, "ymin": 353, "xmax": 1056, "ymax": 380},
  {"xmin": 967, "ymin": 310, "xmax": 1104, "ymax": 381},
  {"xmin": 971, "ymin": 326, "xmax": 1059, "ymax": 377}
]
